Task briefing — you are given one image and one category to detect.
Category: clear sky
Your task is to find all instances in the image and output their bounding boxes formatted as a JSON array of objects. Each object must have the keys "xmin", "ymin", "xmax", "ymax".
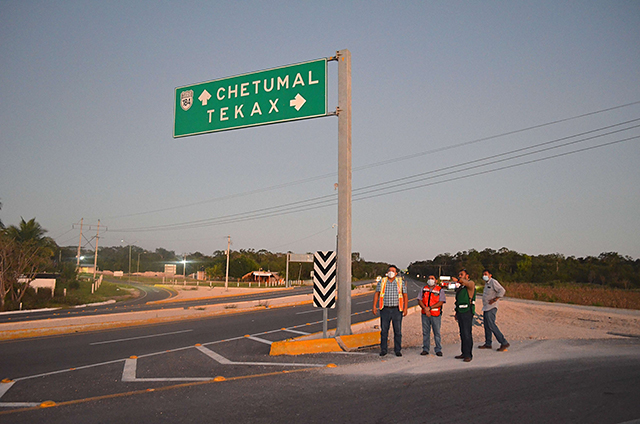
[{"xmin": 1, "ymin": 1, "xmax": 639, "ymax": 268}]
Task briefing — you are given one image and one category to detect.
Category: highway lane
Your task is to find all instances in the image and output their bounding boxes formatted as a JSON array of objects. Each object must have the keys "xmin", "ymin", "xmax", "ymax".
[
  {"xmin": 0, "ymin": 276, "xmax": 425, "ymax": 324},
  {"xmin": 2, "ymin": 339, "xmax": 639, "ymax": 423},
  {"xmin": 0, "ymin": 278, "xmax": 422, "ymax": 381},
  {"xmin": 0, "ymin": 285, "xmax": 311, "ymax": 324}
]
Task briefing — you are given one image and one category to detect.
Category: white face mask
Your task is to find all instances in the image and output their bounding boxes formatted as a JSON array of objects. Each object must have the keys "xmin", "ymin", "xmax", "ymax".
[
  {"xmin": 482, "ymin": 275, "xmax": 490, "ymax": 281},
  {"xmin": 386, "ymin": 271, "xmax": 396, "ymax": 279},
  {"xmin": 427, "ymin": 279, "xmax": 436, "ymax": 286}
]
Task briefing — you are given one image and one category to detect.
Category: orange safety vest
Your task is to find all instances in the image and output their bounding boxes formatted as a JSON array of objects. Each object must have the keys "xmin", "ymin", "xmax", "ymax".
[
  {"xmin": 379, "ymin": 277, "xmax": 405, "ymax": 311},
  {"xmin": 421, "ymin": 285, "xmax": 442, "ymax": 317}
]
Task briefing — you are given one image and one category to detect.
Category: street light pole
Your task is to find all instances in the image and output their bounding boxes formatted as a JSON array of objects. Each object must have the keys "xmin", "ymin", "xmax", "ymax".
[
  {"xmin": 225, "ymin": 236, "xmax": 231, "ymax": 291},
  {"xmin": 121, "ymin": 239, "xmax": 137, "ymax": 284}
]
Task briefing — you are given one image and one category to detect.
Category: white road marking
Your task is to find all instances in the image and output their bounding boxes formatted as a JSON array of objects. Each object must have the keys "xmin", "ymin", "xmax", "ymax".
[
  {"xmin": 195, "ymin": 345, "xmax": 234, "ymax": 364},
  {"xmin": 122, "ymin": 357, "xmax": 211, "ymax": 382},
  {"xmin": 247, "ymin": 336, "xmax": 273, "ymax": 345},
  {"xmin": 90, "ymin": 329, "xmax": 193, "ymax": 345},
  {"xmin": 356, "ymin": 300, "xmax": 372, "ymax": 305},
  {"xmin": 195, "ymin": 345, "xmax": 324, "ymax": 367},
  {"xmin": 282, "ymin": 328, "xmax": 310, "ymax": 335},
  {"xmin": 121, "ymin": 358, "xmax": 138, "ymax": 381},
  {"xmin": 295, "ymin": 309, "xmax": 319, "ymax": 315},
  {"xmin": 0, "ymin": 381, "xmax": 43, "ymax": 408},
  {"xmin": 0, "ymin": 402, "xmax": 42, "ymax": 408},
  {"xmin": 0, "ymin": 381, "xmax": 15, "ymax": 399}
]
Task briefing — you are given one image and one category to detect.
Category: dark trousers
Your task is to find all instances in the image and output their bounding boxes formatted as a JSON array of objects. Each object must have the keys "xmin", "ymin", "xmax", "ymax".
[
  {"xmin": 456, "ymin": 311, "xmax": 473, "ymax": 358},
  {"xmin": 380, "ymin": 306, "xmax": 403, "ymax": 354}
]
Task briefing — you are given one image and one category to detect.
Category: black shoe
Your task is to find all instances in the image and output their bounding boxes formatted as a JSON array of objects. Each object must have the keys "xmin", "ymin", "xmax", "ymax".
[
  {"xmin": 380, "ymin": 351, "xmax": 387, "ymax": 357},
  {"xmin": 454, "ymin": 355, "xmax": 465, "ymax": 359},
  {"xmin": 463, "ymin": 357, "xmax": 472, "ymax": 362},
  {"xmin": 436, "ymin": 352, "xmax": 443, "ymax": 357},
  {"xmin": 478, "ymin": 344, "xmax": 492, "ymax": 349},
  {"xmin": 395, "ymin": 351, "xmax": 402, "ymax": 357},
  {"xmin": 420, "ymin": 350, "xmax": 429, "ymax": 356}
]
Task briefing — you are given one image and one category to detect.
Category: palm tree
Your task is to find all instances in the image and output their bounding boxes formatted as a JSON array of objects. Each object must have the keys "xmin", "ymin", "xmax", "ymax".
[
  {"xmin": 4, "ymin": 217, "xmax": 47, "ymax": 243},
  {"xmin": 3, "ymin": 217, "xmax": 56, "ymax": 268}
]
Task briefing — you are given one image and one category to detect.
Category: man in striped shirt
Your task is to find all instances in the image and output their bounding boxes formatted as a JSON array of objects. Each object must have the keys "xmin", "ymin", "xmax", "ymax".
[{"xmin": 373, "ymin": 265, "xmax": 408, "ymax": 357}]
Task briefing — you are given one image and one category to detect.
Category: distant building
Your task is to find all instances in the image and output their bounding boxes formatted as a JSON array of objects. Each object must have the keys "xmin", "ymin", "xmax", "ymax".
[
  {"xmin": 78, "ymin": 265, "xmax": 96, "ymax": 274},
  {"xmin": 242, "ymin": 270, "xmax": 282, "ymax": 285},
  {"xmin": 18, "ymin": 273, "xmax": 58, "ymax": 297}
]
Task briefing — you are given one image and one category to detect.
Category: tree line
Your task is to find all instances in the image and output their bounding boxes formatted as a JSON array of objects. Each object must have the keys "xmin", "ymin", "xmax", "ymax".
[
  {"xmin": 87, "ymin": 246, "xmax": 389, "ymax": 281},
  {"xmin": 3, "ymin": 214, "xmax": 639, "ymax": 311},
  {"xmin": 407, "ymin": 248, "xmax": 640, "ymax": 289}
]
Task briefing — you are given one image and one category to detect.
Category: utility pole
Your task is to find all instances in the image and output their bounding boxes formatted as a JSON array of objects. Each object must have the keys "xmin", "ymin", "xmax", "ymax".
[
  {"xmin": 225, "ymin": 236, "xmax": 231, "ymax": 291},
  {"xmin": 285, "ymin": 253, "xmax": 290, "ymax": 288},
  {"xmin": 93, "ymin": 220, "xmax": 100, "ymax": 281},
  {"xmin": 76, "ymin": 218, "xmax": 83, "ymax": 268},
  {"xmin": 335, "ymin": 49, "xmax": 352, "ymax": 336},
  {"xmin": 183, "ymin": 255, "xmax": 187, "ymax": 278}
]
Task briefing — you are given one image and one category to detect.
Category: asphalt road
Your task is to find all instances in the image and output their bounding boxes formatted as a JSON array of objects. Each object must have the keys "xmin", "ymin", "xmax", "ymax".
[
  {"xmin": 0, "ymin": 285, "xmax": 311, "ymax": 324},
  {"xmin": 0, "ymin": 276, "xmax": 426, "ymax": 324},
  {"xmin": 1, "ymin": 277, "xmax": 639, "ymax": 423},
  {"xmin": 2, "ymin": 339, "xmax": 639, "ymax": 423}
]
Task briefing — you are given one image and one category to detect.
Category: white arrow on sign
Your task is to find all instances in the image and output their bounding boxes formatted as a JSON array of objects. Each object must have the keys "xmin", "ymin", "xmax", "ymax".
[
  {"xmin": 199, "ymin": 89, "xmax": 212, "ymax": 106},
  {"xmin": 290, "ymin": 93, "xmax": 306, "ymax": 111}
]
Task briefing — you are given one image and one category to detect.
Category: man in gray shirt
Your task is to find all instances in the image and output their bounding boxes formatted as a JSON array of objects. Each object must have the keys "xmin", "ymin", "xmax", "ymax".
[{"xmin": 478, "ymin": 269, "xmax": 510, "ymax": 352}]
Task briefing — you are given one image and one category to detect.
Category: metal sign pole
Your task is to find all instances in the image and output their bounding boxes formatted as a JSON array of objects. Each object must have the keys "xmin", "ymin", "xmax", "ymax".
[
  {"xmin": 335, "ymin": 49, "xmax": 352, "ymax": 336},
  {"xmin": 323, "ymin": 308, "xmax": 328, "ymax": 338}
]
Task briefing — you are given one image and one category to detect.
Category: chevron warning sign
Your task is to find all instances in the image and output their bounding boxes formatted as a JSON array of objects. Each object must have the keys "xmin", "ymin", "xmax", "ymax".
[{"xmin": 313, "ymin": 251, "xmax": 337, "ymax": 308}]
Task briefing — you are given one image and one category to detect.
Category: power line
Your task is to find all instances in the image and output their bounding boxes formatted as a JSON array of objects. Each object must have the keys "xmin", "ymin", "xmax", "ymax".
[
  {"xmin": 110, "ymin": 129, "xmax": 639, "ymax": 232},
  {"xmin": 104, "ymin": 100, "xmax": 640, "ymax": 220},
  {"xmin": 354, "ymin": 135, "xmax": 640, "ymax": 202}
]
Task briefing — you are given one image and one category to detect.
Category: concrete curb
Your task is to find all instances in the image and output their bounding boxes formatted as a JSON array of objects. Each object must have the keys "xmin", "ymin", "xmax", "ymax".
[{"xmin": 269, "ymin": 305, "xmax": 421, "ymax": 355}]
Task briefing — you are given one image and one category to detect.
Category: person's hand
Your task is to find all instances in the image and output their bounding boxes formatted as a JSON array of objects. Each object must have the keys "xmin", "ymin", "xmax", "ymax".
[
  {"xmin": 452, "ymin": 277, "xmax": 459, "ymax": 283},
  {"xmin": 489, "ymin": 298, "xmax": 497, "ymax": 305},
  {"xmin": 403, "ymin": 308, "xmax": 408, "ymax": 317},
  {"xmin": 372, "ymin": 306, "xmax": 378, "ymax": 316},
  {"xmin": 424, "ymin": 308, "xmax": 431, "ymax": 317}
]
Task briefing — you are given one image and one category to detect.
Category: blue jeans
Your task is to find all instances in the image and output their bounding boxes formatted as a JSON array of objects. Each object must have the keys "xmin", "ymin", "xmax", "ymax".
[
  {"xmin": 483, "ymin": 308, "xmax": 507, "ymax": 346},
  {"xmin": 421, "ymin": 313, "xmax": 442, "ymax": 353},
  {"xmin": 380, "ymin": 306, "xmax": 403, "ymax": 354}
]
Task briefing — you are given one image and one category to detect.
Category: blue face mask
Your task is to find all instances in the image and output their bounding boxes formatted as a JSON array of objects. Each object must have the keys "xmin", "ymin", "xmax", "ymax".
[{"xmin": 483, "ymin": 275, "xmax": 489, "ymax": 281}]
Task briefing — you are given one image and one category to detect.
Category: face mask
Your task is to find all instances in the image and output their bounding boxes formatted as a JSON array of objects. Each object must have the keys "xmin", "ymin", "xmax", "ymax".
[
  {"xmin": 427, "ymin": 279, "xmax": 436, "ymax": 286},
  {"xmin": 386, "ymin": 271, "xmax": 396, "ymax": 279},
  {"xmin": 482, "ymin": 275, "xmax": 489, "ymax": 281}
]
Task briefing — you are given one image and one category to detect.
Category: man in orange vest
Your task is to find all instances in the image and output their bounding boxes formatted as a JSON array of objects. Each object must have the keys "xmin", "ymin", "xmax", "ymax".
[
  {"xmin": 418, "ymin": 275, "xmax": 446, "ymax": 356},
  {"xmin": 373, "ymin": 265, "xmax": 408, "ymax": 357}
]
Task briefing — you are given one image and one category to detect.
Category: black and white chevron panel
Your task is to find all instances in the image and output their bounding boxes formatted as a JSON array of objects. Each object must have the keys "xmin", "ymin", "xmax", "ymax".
[{"xmin": 313, "ymin": 251, "xmax": 337, "ymax": 309}]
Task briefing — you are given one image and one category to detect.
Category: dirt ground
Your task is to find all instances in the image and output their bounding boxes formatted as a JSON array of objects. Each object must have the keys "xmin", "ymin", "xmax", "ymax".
[{"xmin": 361, "ymin": 297, "xmax": 640, "ymax": 348}]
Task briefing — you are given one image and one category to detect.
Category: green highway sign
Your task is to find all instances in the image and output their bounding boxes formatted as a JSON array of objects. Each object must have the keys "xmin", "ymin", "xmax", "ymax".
[{"xmin": 174, "ymin": 58, "xmax": 327, "ymax": 137}]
